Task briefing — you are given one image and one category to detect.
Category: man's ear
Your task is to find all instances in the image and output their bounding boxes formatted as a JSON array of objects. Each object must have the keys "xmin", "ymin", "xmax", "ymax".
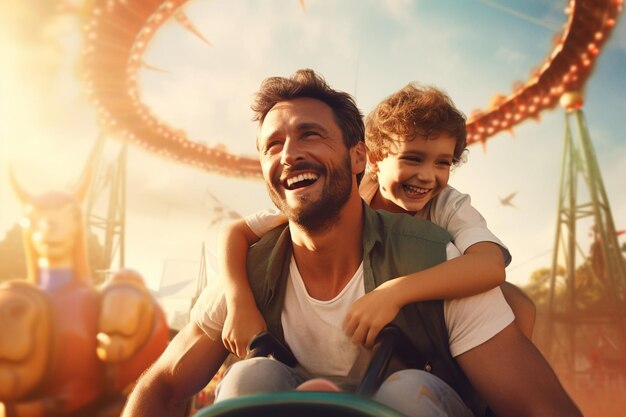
[{"xmin": 351, "ymin": 141, "xmax": 367, "ymax": 175}]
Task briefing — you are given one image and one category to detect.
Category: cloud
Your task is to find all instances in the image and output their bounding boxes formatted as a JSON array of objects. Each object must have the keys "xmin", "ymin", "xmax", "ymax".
[
  {"xmin": 495, "ymin": 47, "xmax": 528, "ymax": 66},
  {"xmin": 380, "ymin": 0, "xmax": 414, "ymax": 22}
]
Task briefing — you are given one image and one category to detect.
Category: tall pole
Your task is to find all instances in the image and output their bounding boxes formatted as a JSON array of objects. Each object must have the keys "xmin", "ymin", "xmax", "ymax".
[{"xmin": 85, "ymin": 134, "xmax": 128, "ymax": 283}]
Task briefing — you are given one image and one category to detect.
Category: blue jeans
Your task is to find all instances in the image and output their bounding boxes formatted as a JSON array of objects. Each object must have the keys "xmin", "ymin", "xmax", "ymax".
[{"xmin": 214, "ymin": 358, "xmax": 473, "ymax": 417}]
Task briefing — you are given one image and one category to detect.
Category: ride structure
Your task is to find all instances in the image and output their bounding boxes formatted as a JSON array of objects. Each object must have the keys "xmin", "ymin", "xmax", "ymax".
[
  {"xmin": 85, "ymin": 133, "xmax": 129, "ymax": 283},
  {"xmin": 543, "ymin": 91, "xmax": 626, "ymax": 384},
  {"xmin": 80, "ymin": 0, "xmax": 623, "ymax": 176}
]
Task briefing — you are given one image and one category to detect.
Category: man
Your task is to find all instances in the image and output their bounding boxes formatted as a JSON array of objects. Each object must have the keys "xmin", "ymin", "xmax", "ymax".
[{"xmin": 122, "ymin": 69, "xmax": 581, "ymax": 417}]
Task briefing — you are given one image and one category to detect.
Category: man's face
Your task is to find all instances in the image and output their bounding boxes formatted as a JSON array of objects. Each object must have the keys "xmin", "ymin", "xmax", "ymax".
[{"xmin": 257, "ymin": 98, "xmax": 356, "ymax": 231}]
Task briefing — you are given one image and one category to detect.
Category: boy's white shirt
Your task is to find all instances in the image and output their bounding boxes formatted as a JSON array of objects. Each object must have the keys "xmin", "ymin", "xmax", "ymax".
[
  {"xmin": 246, "ymin": 176, "xmax": 512, "ymax": 266},
  {"xmin": 191, "ymin": 243, "xmax": 514, "ymax": 377}
]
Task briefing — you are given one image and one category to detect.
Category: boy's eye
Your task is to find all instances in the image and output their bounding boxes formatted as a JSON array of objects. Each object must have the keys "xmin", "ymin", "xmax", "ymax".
[
  {"xmin": 436, "ymin": 159, "xmax": 453, "ymax": 167},
  {"xmin": 400, "ymin": 156, "xmax": 423, "ymax": 163}
]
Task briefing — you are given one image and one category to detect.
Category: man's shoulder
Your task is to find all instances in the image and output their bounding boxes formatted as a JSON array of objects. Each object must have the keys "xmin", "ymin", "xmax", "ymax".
[
  {"xmin": 373, "ymin": 207, "xmax": 452, "ymax": 244},
  {"xmin": 246, "ymin": 223, "xmax": 291, "ymax": 276},
  {"xmin": 249, "ymin": 223, "xmax": 288, "ymax": 253}
]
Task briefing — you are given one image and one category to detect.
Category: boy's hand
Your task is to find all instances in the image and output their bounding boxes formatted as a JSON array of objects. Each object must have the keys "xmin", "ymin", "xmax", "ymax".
[
  {"xmin": 343, "ymin": 282, "xmax": 402, "ymax": 348},
  {"xmin": 222, "ymin": 303, "xmax": 267, "ymax": 359}
]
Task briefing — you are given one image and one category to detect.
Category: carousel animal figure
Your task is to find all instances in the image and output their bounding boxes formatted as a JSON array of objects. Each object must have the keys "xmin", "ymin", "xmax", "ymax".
[
  {"xmin": 97, "ymin": 269, "xmax": 169, "ymax": 395},
  {"xmin": 2, "ymin": 170, "xmax": 170, "ymax": 417},
  {"xmin": 2, "ymin": 170, "xmax": 105, "ymax": 417}
]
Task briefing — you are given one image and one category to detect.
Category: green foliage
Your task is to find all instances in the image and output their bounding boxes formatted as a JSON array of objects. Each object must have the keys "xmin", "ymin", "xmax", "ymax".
[{"xmin": 524, "ymin": 260, "xmax": 618, "ymax": 314}]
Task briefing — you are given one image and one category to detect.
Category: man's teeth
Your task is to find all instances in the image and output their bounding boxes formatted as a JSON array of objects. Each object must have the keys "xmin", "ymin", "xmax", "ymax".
[
  {"xmin": 403, "ymin": 184, "xmax": 429, "ymax": 194},
  {"xmin": 286, "ymin": 172, "xmax": 319, "ymax": 187}
]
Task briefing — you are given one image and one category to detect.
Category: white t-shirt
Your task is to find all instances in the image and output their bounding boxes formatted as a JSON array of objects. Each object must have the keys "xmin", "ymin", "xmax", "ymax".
[
  {"xmin": 190, "ymin": 243, "xmax": 514, "ymax": 378},
  {"xmin": 246, "ymin": 179, "xmax": 511, "ymax": 266}
]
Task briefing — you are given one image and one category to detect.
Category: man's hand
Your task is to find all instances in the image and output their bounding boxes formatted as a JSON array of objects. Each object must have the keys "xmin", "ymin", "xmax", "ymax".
[
  {"xmin": 222, "ymin": 301, "xmax": 267, "ymax": 358},
  {"xmin": 343, "ymin": 282, "xmax": 402, "ymax": 347}
]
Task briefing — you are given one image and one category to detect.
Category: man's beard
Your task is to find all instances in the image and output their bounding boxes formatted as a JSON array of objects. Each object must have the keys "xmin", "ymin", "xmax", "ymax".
[{"xmin": 266, "ymin": 154, "xmax": 353, "ymax": 232}]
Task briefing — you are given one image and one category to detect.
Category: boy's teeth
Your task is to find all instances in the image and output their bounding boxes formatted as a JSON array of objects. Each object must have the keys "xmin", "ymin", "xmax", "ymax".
[
  {"xmin": 403, "ymin": 184, "xmax": 428, "ymax": 194},
  {"xmin": 286, "ymin": 172, "xmax": 319, "ymax": 188}
]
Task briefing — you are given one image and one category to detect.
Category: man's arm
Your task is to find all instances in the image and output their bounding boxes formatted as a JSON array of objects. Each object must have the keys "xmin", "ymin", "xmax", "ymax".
[
  {"xmin": 122, "ymin": 321, "xmax": 229, "ymax": 417},
  {"xmin": 456, "ymin": 323, "xmax": 582, "ymax": 417}
]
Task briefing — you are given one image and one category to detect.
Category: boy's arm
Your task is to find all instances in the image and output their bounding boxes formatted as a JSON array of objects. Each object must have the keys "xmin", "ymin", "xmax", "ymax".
[
  {"xmin": 345, "ymin": 241, "xmax": 505, "ymax": 347},
  {"xmin": 122, "ymin": 321, "xmax": 229, "ymax": 417},
  {"xmin": 217, "ymin": 219, "xmax": 264, "ymax": 358}
]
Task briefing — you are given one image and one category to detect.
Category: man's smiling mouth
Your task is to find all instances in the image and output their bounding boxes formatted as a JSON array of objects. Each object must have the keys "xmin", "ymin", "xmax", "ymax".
[{"xmin": 283, "ymin": 172, "xmax": 320, "ymax": 190}]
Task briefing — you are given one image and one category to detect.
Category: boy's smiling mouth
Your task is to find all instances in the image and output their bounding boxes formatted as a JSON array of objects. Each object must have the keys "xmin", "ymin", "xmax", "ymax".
[{"xmin": 402, "ymin": 183, "xmax": 430, "ymax": 197}]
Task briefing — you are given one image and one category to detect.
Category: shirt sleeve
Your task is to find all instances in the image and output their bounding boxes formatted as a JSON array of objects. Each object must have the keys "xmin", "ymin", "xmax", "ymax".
[
  {"xmin": 444, "ymin": 242, "xmax": 515, "ymax": 357},
  {"xmin": 189, "ymin": 282, "xmax": 227, "ymax": 342},
  {"xmin": 244, "ymin": 207, "xmax": 288, "ymax": 238},
  {"xmin": 358, "ymin": 173, "xmax": 379, "ymax": 205},
  {"xmin": 430, "ymin": 186, "xmax": 512, "ymax": 266}
]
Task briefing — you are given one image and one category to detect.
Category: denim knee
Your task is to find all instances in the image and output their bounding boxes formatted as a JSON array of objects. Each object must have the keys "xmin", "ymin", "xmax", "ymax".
[
  {"xmin": 214, "ymin": 357, "xmax": 305, "ymax": 402},
  {"xmin": 373, "ymin": 369, "xmax": 473, "ymax": 417}
]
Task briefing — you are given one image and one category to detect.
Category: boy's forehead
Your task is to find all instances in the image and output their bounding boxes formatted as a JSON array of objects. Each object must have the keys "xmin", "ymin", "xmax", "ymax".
[{"xmin": 388, "ymin": 132, "xmax": 456, "ymax": 152}]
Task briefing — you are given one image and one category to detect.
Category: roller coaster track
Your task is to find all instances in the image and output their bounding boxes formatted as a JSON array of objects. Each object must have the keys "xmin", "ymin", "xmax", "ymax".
[{"xmin": 81, "ymin": 0, "xmax": 623, "ymax": 178}]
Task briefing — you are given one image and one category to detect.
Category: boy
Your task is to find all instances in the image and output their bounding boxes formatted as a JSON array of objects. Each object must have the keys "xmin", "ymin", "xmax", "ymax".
[{"xmin": 218, "ymin": 83, "xmax": 534, "ymax": 357}]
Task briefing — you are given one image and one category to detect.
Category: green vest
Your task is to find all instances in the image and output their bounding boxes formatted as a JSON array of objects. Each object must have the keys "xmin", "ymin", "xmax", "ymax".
[{"xmin": 246, "ymin": 203, "xmax": 487, "ymax": 416}]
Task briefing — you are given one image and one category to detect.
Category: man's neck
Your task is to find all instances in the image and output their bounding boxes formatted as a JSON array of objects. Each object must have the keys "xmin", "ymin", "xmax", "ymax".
[{"xmin": 288, "ymin": 193, "xmax": 364, "ymax": 301}]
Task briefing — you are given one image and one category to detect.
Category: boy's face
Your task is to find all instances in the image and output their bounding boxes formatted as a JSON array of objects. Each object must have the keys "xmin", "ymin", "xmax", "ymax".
[{"xmin": 370, "ymin": 133, "xmax": 456, "ymax": 214}]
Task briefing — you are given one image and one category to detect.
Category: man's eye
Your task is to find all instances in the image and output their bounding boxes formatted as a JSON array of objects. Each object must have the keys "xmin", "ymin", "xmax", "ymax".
[
  {"xmin": 264, "ymin": 141, "xmax": 282, "ymax": 154},
  {"xmin": 303, "ymin": 131, "xmax": 321, "ymax": 138}
]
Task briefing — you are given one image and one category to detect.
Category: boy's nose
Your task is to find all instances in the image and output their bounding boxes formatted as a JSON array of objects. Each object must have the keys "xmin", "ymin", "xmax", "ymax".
[{"xmin": 416, "ymin": 166, "xmax": 435, "ymax": 183}]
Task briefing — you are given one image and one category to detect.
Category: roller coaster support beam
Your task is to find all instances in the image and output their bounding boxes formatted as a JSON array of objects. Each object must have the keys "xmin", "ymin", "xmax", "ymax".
[{"xmin": 544, "ymin": 91, "xmax": 626, "ymax": 378}]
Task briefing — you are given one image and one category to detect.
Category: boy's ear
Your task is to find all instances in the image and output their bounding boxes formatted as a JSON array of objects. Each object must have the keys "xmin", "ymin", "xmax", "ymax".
[
  {"xmin": 366, "ymin": 152, "xmax": 380, "ymax": 173},
  {"xmin": 351, "ymin": 142, "xmax": 367, "ymax": 175}
]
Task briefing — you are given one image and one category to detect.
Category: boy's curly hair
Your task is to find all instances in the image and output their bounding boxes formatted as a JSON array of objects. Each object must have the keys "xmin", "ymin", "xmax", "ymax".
[{"xmin": 365, "ymin": 83, "xmax": 467, "ymax": 163}]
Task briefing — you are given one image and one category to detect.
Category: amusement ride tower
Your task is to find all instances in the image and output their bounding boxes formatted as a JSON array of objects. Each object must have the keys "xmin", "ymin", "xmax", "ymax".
[
  {"xmin": 543, "ymin": 91, "xmax": 626, "ymax": 381},
  {"xmin": 84, "ymin": 133, "xmax": 128, "ymax": 283}
]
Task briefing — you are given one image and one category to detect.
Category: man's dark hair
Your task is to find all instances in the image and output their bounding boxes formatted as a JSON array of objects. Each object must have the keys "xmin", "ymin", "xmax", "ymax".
[{"xmin": 253, "ymin": 69, "xmax": 365, "ymax": 151}]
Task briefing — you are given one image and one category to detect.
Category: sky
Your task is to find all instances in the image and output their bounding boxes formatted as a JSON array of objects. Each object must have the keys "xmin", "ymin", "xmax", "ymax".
[{"xmin": 0, "ymin": 0, "xmax": 625, "ymax": 295}]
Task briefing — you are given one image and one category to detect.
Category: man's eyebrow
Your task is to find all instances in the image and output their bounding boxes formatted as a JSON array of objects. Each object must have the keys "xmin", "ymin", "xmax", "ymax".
[{"xmin": 297, "ymin": 122, "xmax": 329, "ymax": 135}]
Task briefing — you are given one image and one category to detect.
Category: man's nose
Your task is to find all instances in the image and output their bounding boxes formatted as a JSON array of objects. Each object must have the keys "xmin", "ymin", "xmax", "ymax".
[{"xmin": 280, "ymin": 137, "xmax": 305, "ymax": 166}]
